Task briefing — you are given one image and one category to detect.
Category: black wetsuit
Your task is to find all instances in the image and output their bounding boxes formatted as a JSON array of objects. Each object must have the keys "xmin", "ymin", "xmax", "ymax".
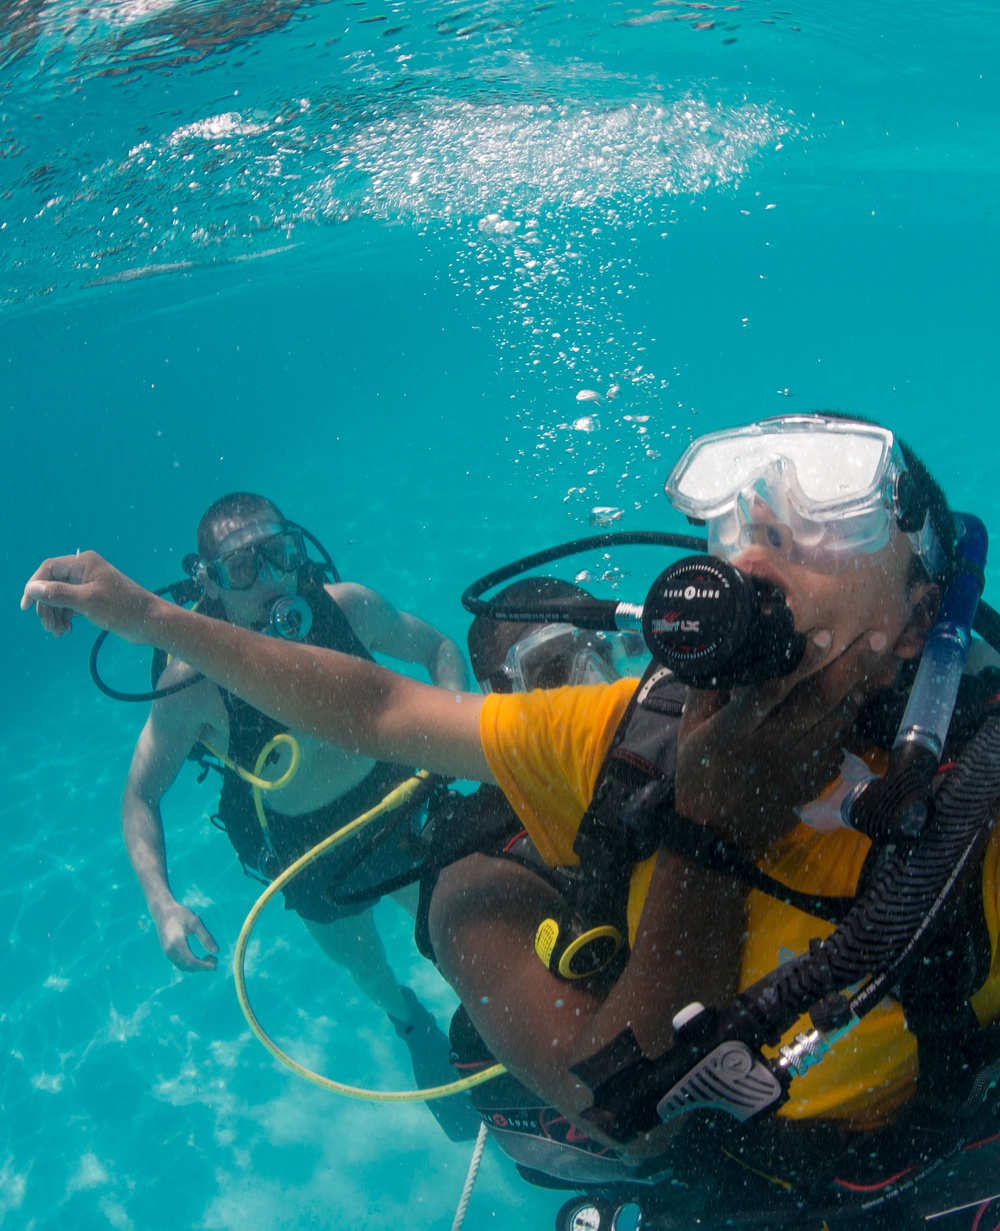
[{"xmin": 207, "ymin": 567, "xmax": 418, "ymax": 924}]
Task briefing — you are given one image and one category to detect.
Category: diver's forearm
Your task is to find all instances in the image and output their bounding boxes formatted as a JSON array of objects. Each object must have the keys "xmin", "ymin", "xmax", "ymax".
[
  {"xmin": 151, "ymin": 600, "xmax": 405, "ymax": 758},
  {"xmin": 24, "ymin": 553, "xmax": 488, "ymax": 780},
  {"xmin": 121, "ymin": 794, "xmax": 177, "ymax": 915},
  {"xmin": 572, "ymin": 854, "xmax": 745, "ymax": 1070}
]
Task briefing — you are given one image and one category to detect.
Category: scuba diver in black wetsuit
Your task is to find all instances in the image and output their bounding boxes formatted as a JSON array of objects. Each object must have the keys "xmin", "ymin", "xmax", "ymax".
[
  {"xmin": 24, "ymin": 415, "xmax": 1000, "ymax": 1225},
  {"xmin": 112, "ymin": 492, "xmax": 479, "ymax": 1141}
]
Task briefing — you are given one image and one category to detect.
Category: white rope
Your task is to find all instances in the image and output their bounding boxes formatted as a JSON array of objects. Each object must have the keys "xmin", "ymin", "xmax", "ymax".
[{"xmin": 451, "ymin": 1122, "xmax": 489, "ymax": 1231}]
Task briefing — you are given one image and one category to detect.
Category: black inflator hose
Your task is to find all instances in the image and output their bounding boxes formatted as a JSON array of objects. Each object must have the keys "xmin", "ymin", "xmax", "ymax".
[{"xmin": 731, "ymin": 714, "xmax": 1000, "ymax": 1046}]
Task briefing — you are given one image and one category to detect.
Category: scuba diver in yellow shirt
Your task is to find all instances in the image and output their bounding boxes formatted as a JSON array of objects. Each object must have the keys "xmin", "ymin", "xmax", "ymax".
[{"xmin": 24, "ymin": 414, "xmax": 1000, "ymax": 1228}]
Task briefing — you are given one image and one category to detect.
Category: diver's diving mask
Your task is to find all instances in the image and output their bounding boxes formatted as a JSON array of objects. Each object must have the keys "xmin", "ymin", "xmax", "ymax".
[
  {"xmin": 664, "ymin": 416, "xmax": 946, "ymax": 578},
  {"xmin": 203, "ymin": 521, "xmax": 308, "ymax": 591},
  {"xmin": 492, "ymin": 624, "xmax": 621, "ymax": 694}
]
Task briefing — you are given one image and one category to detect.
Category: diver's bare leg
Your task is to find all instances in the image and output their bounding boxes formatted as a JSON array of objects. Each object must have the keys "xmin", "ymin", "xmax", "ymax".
[{"xmin": 302, "ymin": 909, "xmax": 411, "ymax": 1022}]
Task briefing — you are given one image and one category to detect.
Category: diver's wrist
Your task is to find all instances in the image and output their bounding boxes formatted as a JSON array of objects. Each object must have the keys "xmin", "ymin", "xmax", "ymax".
[{"xmin": 152, "ymin": 595, "xmax": 202, "ymax": 655}]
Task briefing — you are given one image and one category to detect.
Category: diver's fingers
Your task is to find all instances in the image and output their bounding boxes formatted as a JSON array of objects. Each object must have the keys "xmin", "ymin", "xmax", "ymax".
[
  {"xmin": 21, "ymin": 551, "xmax": 97, "ymax": 607},
  {"xmin": 680, "ymin": 685, "xmax": 727, "ymax": 732},
  {"xmin": 722, "ymin": 627, "xmax": 834, "ymax": 731},
  {"xmin": 191, "ymin": 917, "xmax": 220, "ymax": 956},
  {"xmin": 23, "ymin": 578, "xmax": 91, "ymax": 613},
  {"xmin": 171, "ymin": 944, "xmax": 218, "ymax": 973},
  {"xmin": 162, "ymin": 916, "xmax": 219, "ymax": 972},
  {"xmin": 32, "ymin": 600, "xmax": 62, "ymax": 636},
  {"xmin": 23, "ymin": 582, "xmax": 93, "ymax": 640},
  {"xmin": 772, "ymin": 629, "xmax": 893, "ymax": 749},
  {"xmin": 23, "ymin": 551, "xmax": 157, "ymax": 643},
  {"xmin": 40, "ymin": 604, "xmax": 75, "ymax": 638},
  {"xmin": 21, "ymin": 554, "xmax": 98, "ymax": 638},
  {"xmin": 24, "ymin": 564, "xmax": 96, "ymax": 637},
  {"xmin": 798, "ymin": 694, "xmax": 867, "ymax": 767}
]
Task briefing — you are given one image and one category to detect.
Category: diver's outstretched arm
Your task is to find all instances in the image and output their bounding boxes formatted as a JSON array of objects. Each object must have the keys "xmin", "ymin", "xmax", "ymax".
[{"xmin": 23, "ymin": 552, "xmax": 493, "ymax": 784}]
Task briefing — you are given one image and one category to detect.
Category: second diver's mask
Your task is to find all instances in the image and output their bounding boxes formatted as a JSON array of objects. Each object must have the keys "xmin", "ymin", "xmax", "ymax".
[
  {"xmin": 489, "ymin": 624, "xmax": 622, "ymax": 694},
  {"xmin": 190, "ymin": 520, "xmax": 314, "ymax": 642}
]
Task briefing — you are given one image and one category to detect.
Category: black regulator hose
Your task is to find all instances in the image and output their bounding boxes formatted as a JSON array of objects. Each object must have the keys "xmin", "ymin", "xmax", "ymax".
[
  {"xmin": 733, "ymin": 711, "xmax": 1000, "ymax": 1047},
  {"xmin": 461, "ymin": 531, "xmax": 708, "ymax": 627},
  {"xmin": 577, "ymin": 714, "xmax": 1000, "ymax": 1141},
  {"xmin": 89, "ymin": 579, "xmax": 206, "ymax": 703}
]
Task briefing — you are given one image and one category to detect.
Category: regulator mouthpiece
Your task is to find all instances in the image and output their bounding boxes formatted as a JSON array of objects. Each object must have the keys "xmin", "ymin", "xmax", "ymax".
[
  {"xmin": 641, "ymin": 555, "xmax": 805, "ymax": 689},
  {"xmin": 268, "ymin": 595, "xmax": 313, "ymax": 642}
]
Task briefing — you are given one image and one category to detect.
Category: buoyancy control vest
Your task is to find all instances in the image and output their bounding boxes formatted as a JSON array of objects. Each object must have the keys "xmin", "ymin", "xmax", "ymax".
[
  {"xmin": 200, "ymin": 566, "xmax": 420, "ymax": 887},
  {"xmin": 544, "ymin": 661, "xmax": 1000, "ymax": 1223},
  {"xmin": 447, "ymin": 662, "xmax": 1000, "ymax": 1227}
]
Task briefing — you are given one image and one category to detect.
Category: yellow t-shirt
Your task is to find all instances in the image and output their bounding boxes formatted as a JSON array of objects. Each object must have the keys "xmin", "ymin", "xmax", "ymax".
[{"xmin": 480, "ymin": 681, "xmax": 1000, "ymax": 1127}]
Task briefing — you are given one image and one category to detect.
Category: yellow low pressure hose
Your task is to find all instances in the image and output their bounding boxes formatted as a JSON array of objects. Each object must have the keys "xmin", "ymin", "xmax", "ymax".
[
  {"xmin": 232, "ymin": 766, "xmax": 507, "ymax": 1101},
  {"xmin": 201, "ymin": 732, "xmax": 300, "ymax": 860},
  {"xmin": 199, "ymin": 734, "xmax": 300, "ymax": 797}
]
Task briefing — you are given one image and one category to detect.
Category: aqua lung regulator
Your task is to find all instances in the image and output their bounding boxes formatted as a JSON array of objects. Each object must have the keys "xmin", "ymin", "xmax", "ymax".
[
  {"xmin": 641, "ymin": 554, "xmax": 804, "ymax": 689},
  {"xmin": 463, "ymin": 533, "xmax": 806, "ymax": 690}
]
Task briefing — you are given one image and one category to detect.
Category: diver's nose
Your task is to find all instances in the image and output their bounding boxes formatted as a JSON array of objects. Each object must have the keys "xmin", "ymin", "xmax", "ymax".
[
  {"xmin": 736, "ymin": 492, "xmax": 795, "ymax": 555},
  {"xmin": 257, "ymin": 559, "xmax": 280, "ymax": 586}
]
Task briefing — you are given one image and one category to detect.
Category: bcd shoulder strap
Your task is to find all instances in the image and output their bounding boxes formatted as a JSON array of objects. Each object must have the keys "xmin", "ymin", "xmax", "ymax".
[{"xmin": 573, "ymin": 665, "xmax": 855, "ymax": 930}]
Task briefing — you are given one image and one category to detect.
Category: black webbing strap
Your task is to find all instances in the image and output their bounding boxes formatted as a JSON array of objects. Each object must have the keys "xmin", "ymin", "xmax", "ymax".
[
  {"xmin": 576, "ymin": 663, "xmax": 856, "ymax": 925},
  {"xmin": 652, "ymin": 803, "xmax": 857, "ymax": 924}
]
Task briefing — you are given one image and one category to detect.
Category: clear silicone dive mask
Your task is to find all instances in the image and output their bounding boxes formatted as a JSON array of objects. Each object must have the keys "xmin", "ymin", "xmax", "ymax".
[
  {"xmin": 664, "ymin": 416, "xmax": 946, "ymax": 578},
  {"xmin": 491, "ymin": 624, "xmax": 622, "ymax": 693}
]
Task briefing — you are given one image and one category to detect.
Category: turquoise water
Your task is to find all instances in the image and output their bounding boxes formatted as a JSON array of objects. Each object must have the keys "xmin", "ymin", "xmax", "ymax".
[{"xmin": 3, "ymin": 2, "xmax": 1000, "ymax": 1228}]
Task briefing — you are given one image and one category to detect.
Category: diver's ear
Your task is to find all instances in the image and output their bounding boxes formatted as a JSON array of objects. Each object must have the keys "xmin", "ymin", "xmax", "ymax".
[{"xmin": 895, "ymin": 583, "xmax": 940, "ymax": 660}]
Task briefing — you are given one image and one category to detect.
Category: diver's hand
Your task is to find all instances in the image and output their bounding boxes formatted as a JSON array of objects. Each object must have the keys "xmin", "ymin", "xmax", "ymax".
[
  {"xmin": 21, "ymin": 551, "xmax": 161, "ymax": 642},
  {"xmin": 675, "ymin": 627, "xmax": 892, "ymax": 856},
  {"xmin": 154, "ymin": 902, "xmax": 220, "ymax": 973}
]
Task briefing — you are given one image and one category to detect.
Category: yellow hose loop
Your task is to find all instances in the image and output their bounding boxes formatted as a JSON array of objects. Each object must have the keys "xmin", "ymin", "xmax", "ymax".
[
  {"xmin": 201, "ymin": 732, "xmax": 301, "ymax": 792},
  {"xmin": 234, "ymin": 770, "xmax": 507, "ymax": 1101},
  {"xmin": 249, "ymin": 734, "xmax": 302, "ymax": 844}
]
